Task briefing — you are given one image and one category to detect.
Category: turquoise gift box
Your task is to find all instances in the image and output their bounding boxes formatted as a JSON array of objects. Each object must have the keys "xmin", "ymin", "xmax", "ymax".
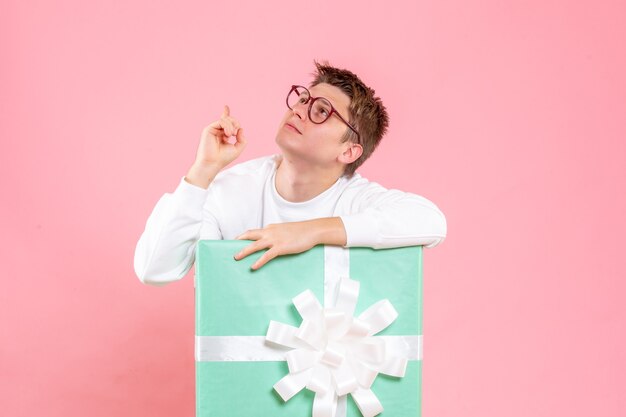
[{"xmin": 195, "ymin": 240, "xmax": 424, "ymax": 417}]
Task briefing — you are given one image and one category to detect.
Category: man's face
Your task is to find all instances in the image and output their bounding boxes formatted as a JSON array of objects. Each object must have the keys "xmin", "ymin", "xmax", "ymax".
[{"xmin": 275, "ymin": 82, "xmax": 357, "ymax": 168}]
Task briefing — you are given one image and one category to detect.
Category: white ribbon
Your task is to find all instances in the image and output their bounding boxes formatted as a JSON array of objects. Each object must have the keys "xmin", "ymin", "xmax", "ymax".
[
  {"xmin": 195, "ymin": 335, "xmax": 421, "ymax": 362},
  {"xmin": 266, "ymin": 277, "xmax": 410, "ymax": 417}
]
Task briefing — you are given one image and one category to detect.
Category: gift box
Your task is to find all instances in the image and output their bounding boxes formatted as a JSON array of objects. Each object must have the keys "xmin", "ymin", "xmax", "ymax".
[{"xmin": 195, "ymin": 240, "xmax": 423, "ymax": 417}]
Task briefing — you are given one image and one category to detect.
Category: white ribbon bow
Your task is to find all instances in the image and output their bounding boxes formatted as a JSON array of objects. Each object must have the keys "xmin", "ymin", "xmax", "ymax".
[{"xmin": 265, "ymin": 277, "xmax": 408, "ymax": 417}]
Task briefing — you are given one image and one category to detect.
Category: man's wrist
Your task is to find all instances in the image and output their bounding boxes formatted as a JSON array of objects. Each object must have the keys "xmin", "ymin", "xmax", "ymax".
[
  {"xmin": 310, "ymin": 217, "xmax": 347, "ymax": 246},
  {"xmin": 185, "ymin": 163, "xmax": 222, "ymax": 189}
]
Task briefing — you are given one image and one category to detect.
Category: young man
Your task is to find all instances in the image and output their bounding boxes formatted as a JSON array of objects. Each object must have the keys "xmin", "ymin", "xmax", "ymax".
[{"xmin": 134, "ymin": 60, "xmax": 447, "ymax": 286}]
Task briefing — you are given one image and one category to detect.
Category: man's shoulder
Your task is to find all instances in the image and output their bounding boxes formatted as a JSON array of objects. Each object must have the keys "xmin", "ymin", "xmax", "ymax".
[
  {"xmin": 338, "ymin": 171, "xmax": 410, "ymax": 206},
  {"xmin": 197, "ymin": 155, "xmax": 275, "ymax": 213},
  {"xmin": 342, "ymin": 171, "xmax": 386, "ymax": 193},
  {"xmin": 218, "ymin": 154, "xmax": 278, "ymax": 178},
  {"xmin": 207, "ymin": 153, "xmax": 278, "ymax": 196}
]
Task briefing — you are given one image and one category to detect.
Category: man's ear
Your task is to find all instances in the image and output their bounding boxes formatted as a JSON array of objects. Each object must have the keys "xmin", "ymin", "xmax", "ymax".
[{"xmin": 338, "ymin": 142, "xmax": 363, "ymax": 165}]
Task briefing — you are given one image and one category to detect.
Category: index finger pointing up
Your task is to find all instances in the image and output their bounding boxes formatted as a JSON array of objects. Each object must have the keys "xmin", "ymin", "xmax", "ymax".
[{"xmin": 222, "ymin": 105, "xmax": 230, "ymax": 118}]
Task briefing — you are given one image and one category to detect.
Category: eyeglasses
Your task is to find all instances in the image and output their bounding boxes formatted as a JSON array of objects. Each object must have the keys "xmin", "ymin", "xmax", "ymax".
[{"xmin": 286, "ymin": 85, "xmax": 360, "ymax": 142}]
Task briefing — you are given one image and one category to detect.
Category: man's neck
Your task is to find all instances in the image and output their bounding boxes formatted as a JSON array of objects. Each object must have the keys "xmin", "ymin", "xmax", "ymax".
[{"xmin": 274, "ymin": 154, "xmax": 343, "ymax": 203}]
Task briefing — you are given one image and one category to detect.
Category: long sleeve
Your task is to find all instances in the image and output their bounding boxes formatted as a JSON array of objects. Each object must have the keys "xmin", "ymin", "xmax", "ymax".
[
  {"xmin": 338, "ymin": 182, "xmax": 447, "ymax": 250},
  {"xmin": 133, "ymin": 176, "xmax": 223, "ymax": 286}
]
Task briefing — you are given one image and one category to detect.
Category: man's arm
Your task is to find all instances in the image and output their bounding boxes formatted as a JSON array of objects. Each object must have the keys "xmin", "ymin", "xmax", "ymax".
[
  {"xmin": 133, "ymin": 165, "xmax": 222, "ymax": 286},
  {"xmin": 337, "ymin": 184, "xmax": 447, "ymax": 249},
  {"xmin": 306, "ymin": 188, "xmax": 446, "ymax": 250},
  {"xmin": 234, "ymin": 185, "xmax": 446, "ymax": 270}
]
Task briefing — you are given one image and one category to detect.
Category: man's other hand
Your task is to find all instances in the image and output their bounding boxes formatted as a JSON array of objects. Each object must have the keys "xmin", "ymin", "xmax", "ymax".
[{"xmin": 233, "ymin": 218, "xmax": 346, "ymax": 270}]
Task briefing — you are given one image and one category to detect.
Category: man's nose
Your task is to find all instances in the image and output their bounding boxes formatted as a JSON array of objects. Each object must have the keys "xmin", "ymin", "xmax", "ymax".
[{"xmin": 291, "ymin": 101, "xmax": 308, "ymax": 121}]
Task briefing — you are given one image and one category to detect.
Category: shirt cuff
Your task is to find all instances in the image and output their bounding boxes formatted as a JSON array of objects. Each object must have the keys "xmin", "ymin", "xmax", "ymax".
[
  {"xmin": 339, "ymin": 211, "xmax": 381, "ymax": 248},
  {"xmin": 174, "ymin": 175, "xmax": 211, "ymax": 207}
]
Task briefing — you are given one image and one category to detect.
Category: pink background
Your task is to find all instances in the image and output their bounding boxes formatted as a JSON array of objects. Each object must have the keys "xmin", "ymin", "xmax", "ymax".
[{"xmin": 2, "ymin": 0, "xmax": 625, "ymax": 416}]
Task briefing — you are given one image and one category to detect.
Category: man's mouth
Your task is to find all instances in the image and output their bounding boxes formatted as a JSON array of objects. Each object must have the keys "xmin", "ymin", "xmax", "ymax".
[{"xmin": 285, "ymin": 123, "xmax": 302, "ymax": 134}]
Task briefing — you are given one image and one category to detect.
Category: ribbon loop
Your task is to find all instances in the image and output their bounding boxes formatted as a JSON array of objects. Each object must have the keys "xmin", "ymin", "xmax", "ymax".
[
  {"xmin": 293, "ymin": 290, "xmax": 323, "ymax": 322},
  {"xmin": 307, "ymin": 364, "xmax": 332, "ymax": 394},
  {"xmin": 343, "ymin": 318, "xmax": 370, "ymax": 339},
  {"xmin": 266, "ymin": 321, "xmax": 307, "ymax": 349},
  {"xmin": 348, "ymin": 357, "xmax": 379, "ymax": 389},
  {"xmin": 312, "ymin": 389, "xmax": 338, "ymax": 417},
  {"xmin": 324, "ymin": 309, "xmax": 350, "ymax": 340},
  {"xmin": 295, "ymin": 320, "xmax": 327, "ymax": 350},
  {"xmin": 377, "ymin": 355, "xmax": 408, "ymax": 378},
  {"xmin": 350, "ymin": 337, "xmax": 386, "ymax": 364},
  {"xmin": 332, "ymin": 360, "xmax": 360, "ymax": 396},
  {"xmin": 286, "ymin": 348, "xmax": 318, "ymax": 373},
  {"xmin": 351, "ymin": 388, "xmax": 384, "ymax": 417},
  {"xmin": 274, "ymin": 368, "xmax": 314, "ymax": 401},
  {"xmin": 357, "ymin": 300, "xmax": 398, "ymax": 336}
]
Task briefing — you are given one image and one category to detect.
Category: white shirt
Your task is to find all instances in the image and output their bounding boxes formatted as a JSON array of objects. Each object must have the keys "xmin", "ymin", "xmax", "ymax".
[{"xmin": 134, "ymin": 153, "xmax": 447, "ymax": 286}]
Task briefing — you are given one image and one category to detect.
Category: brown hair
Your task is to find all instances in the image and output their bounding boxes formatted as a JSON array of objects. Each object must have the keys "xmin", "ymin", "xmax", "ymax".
[{"xmin": 308, "ymin": 59, "xmax": 389, "ymax": 178}]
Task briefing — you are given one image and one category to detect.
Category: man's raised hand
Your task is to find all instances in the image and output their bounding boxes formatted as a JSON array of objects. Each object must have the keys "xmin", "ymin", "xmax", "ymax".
[{"xmin": 194, "ymin": 105, "xmax": 247, "ymax": 170}]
